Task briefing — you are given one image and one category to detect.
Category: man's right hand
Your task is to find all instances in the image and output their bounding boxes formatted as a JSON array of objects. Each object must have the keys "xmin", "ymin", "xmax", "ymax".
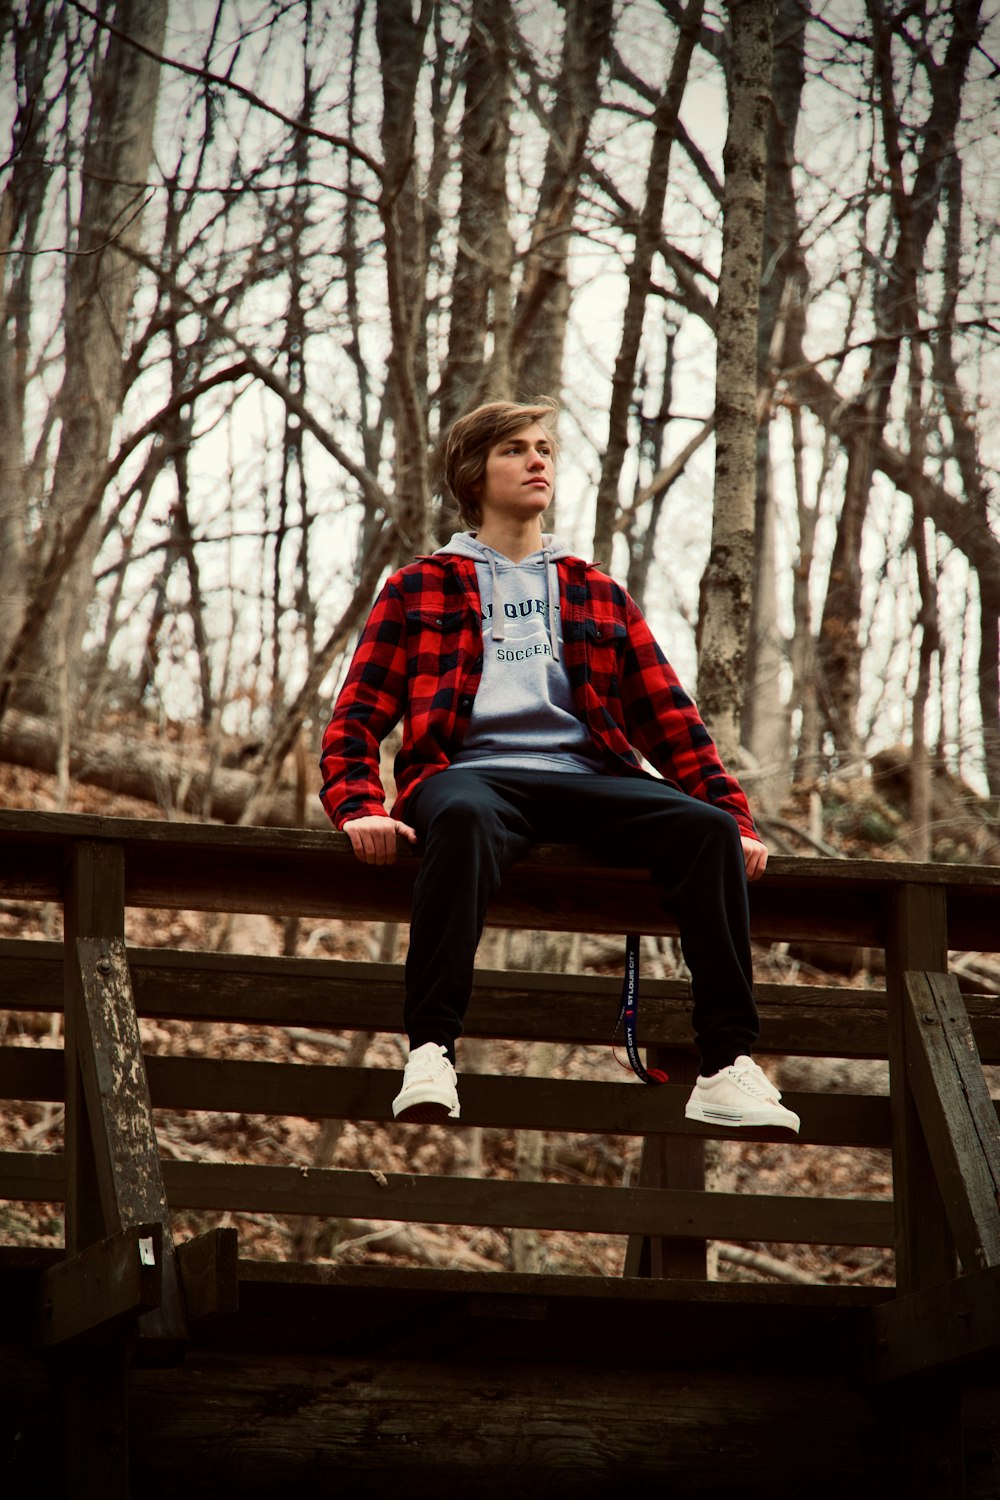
[{"xmin": 342, "ymin": 815, "xmax": 418, "ymax": 866}]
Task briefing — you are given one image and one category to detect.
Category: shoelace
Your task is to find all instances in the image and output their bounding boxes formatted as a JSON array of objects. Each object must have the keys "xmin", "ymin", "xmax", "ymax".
[
  {"xmin": 727, "ymin": 1063, "xmax": 776, "ymax": 1102},
  {"xmin": 406, "ymin": 1047, "xmax": 452, "ymax": 1084},
  {"xmin": 740, "ymin": 1058, "xmax": 781, "ymax": 1100}
]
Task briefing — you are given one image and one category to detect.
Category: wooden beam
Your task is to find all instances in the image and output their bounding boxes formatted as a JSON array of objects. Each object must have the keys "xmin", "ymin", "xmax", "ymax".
[
  {"xmin": 884, "ymin": 887, "xmax": 964, "ymax": 1495},
  {"xmin": 4, "ymin": 942, "xmax": 1000, "ymax": 1061},
  {"xmin": 624, "ymin": 1047, "xmax": 707, "ymax": 1278},
  {"xmin": 872, "ymin": 1261, "xmax": 1000, "ymax": 1382},
  {"xmin": 75, "ymin": 933, "xmax": 187, "ymax": 1351},
  {"xmin": 149, "ymin": 1161, "xmax": 895, "ymax": 1247},
  {"xmin": 0, "ymin": 1048, "xmax": 895, "ymax": 1147},
  {"xmin": 904, "ymin": 971, "xmax": 1000, "ymax": 1273},
  {"xmin": 176, "ymin": 1228, "xmax": 240, "ymax": 1323},
  {"xmin": 3, "ymin": 810, "xmax": 999, "ymax": 947},
  {"xmin": 37, "ymin": 1222, "xmax": 162, "ymax": 1348},
  {"xmin": 886, "ymin": 886, "xmax": 956, "ymax": 1295},
  {"xmin": 63, "ymin": 840, "xmax": 124, "ymax": 1255}
]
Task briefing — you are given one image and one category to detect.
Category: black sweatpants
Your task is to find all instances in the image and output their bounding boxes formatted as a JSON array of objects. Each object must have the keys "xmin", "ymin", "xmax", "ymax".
[{"xmin": 403, "ymin": 767, "xmax": 759, "ymax": 1075}]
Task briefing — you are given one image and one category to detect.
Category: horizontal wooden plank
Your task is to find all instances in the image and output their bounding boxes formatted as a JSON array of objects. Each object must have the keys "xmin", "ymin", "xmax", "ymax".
[
  {"xmin": 0, "ymin": 808, "xmax": 996, "ymax": 889},
  {"xmin": 0, "ymin": 810, "xmax": 998, "ymax": 946},
  {"xmin": 3, "ymin": 940, "xmax": 998, "ymax": 1060},
  {"xmin": 872, "ymin": 1262, "xmax": 1000, "ymax": 1381},
  {"xmin": 0, "ymin": 1149, "xmax": 63, "ymax": 1199},
  {"xmin": 232, "ymin": 1256, "xmax": 891, "ymax": 1308},
  {"xmin": 0, "ymin": 1048, "xmax": 893, "ymax": 1146},
  {"xmin": 123, "ymin": 1351, "xmax": 905, "ymax": 1495},
  {"xmin": 165, "ymin": 1163, "xmax": 897, "ymax": 1246},
  {"xmin": 37, "ymin": 1222, "xmax": 163, "ymax": 1347},
  {"xmin": 0, "ymin": 1151, "xmax": 893, "ymax": 1245}
]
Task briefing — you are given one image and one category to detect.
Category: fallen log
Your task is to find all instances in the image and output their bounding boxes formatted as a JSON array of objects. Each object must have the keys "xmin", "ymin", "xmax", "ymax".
[{"xmin": 0, "ymin": 708, "xmax": 327, "ymax": 829}]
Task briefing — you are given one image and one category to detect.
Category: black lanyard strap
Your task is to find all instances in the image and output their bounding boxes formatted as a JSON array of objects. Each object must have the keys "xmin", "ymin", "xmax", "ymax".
[{"xmin": 613, "ymin": 932, "xmax": 668, "ymax": 1084}]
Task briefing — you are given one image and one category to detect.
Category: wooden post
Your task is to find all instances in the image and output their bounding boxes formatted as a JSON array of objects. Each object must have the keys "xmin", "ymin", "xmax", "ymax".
[
  {"xmin": 62, "ymin": 840, "xmax": 131, "ymax": 1499},
  {"xmin": 884, "ymin": 883, "xmax": 963, "ymax": 1496},
  {"xmin": 60, "ymin": 844, "xmax": 187, "ymax": 1498},
  {"xmin": 623, "ymin": 1046, "xmax": 707, "ymax": 1279},
  {"xmin": 76, "ymin": 934, "xmax": 187, "ymax": 1356},
  {"xmin": 902, "ymin": 971, "xmax": 1000, "ymax": 1273},
  {"xmin": 64, "ymin": 840, "xmax": 125, "ymax": 1254}
]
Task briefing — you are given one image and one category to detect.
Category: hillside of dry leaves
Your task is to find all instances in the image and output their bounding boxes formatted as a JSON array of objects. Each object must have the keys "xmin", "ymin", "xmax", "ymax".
[{"xmin": 1, "ymin": 744, "xmax": 997, "ymax": 1290}]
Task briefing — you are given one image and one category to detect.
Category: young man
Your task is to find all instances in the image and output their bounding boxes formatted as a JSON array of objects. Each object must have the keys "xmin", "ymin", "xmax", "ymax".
[{"xmin": 319, "ymin": 399, "xmax": 799, "ymax": 1133}]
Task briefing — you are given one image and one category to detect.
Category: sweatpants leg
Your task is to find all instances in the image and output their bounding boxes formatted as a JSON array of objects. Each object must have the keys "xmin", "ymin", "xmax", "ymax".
[
  {"xmin": 539, "ymin": 775, "xmax": 759, "ymax": 1073},
  {"xmin": 403, "ymin": 768, "xmax": 535, "ymax": 1060},
  {"xmin": 403, "ymin": 768, "xmax": 758, "ymax": 1074}
]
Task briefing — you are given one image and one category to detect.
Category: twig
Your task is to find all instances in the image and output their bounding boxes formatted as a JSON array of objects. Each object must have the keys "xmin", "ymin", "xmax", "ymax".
[{"xmin": 716, "ymin": 1242, "xmax": 818, "ymax": 1284}]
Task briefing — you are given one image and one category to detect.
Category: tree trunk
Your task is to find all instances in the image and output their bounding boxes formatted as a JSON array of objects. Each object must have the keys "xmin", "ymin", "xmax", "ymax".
[
  {"xmin": 436, "ymin": 0, "xmax": 514, "ymax": 436},
  {"xmin": 741, "ymin": 0, "xmax": 807, "ymax": 807},
  {"xmin": 696, "ymin": 0, "xmax": 775, "ymax": 767},
  {"xmin": 816, "ymin": 0, "xmax": 983, "ymax": 764},
  {"xmin": 510, "ymin": 0, "xmax": 615, "ymax": 407},
  {"xmin": 591, "ymin": 0, "xmax": 705, "ymax": 567},
  {"xmin": 0, "ymin": 5, "xmax": 55, "ymax": 666},
  {"xmin": 376, "ymin": 0, "xmax": 433, "ymax": 561},
  {"xmin": 17, "ymin": 0, "xmax": 167, "ymax": 716}
]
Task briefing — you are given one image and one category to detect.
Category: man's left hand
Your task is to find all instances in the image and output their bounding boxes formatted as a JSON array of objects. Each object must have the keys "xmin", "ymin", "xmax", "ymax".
[{"xmin": 741, "ymin": 836, "xmax": 768, "ymax": 882}]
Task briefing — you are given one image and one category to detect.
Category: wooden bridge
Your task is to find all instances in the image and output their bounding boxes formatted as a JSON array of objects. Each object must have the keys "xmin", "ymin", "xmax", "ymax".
[{"xmin": 0, "ymin": 808, "xmax": 999, "ymax": 1497}]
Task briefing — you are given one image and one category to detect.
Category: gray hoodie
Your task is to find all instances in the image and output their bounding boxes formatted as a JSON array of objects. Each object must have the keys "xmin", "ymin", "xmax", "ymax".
[{"xmin": 435, "ymin": 532, "xmax": 602, "ymax": 775}]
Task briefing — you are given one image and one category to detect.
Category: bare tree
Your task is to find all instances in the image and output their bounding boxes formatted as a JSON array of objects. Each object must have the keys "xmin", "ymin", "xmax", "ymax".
[
  {"xmin": 11, "ymin": 0, "xmax": 168, "ymax": 716},
  {"xmin": 1, "ymin": 0, "xmax": 997, "ymax": 826},
  {"xmin": 696, "ymin": 0, "xmax": 775, "ymax": 767},
  {"xmin": 592, "ymin": 0, "xmax": 705, "ymax": 567}
]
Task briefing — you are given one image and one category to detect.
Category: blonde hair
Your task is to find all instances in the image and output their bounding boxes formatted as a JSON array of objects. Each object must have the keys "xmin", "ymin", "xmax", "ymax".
[{"xmin": 443, "ymin": 398, "xmax": 559, "ymax": 529}]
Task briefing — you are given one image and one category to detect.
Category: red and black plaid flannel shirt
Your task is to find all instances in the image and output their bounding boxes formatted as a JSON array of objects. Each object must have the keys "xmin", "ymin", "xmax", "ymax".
[{"xmin": 318, "ymin": 553, "xmax": 757, "ymax": 838}]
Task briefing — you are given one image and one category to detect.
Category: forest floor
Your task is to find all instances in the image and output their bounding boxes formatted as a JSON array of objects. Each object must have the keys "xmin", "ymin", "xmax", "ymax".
[{"xmin": 0, "ymin": 749, "xmax": 995, "ymax": 1290}]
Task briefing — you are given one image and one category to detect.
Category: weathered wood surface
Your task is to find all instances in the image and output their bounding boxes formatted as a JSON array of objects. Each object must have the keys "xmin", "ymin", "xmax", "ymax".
[
  {"xmin": 176, "ymin": 1228, "xmax": 240, "ymax": 1323},
  {"xmin": 885, "ymin": 894, "xmax": 963, "ymax": 1494},
  {"xmin": 37, "ymin": 1222, "xmax": 163, "ymax": 1348},
  {"xmin": 3, "ymin": 1249, "xmax": 1000, "ymax": 1495},
  {"xmin": 873, "ymin": 1261, "xmax": 1000, "ymax": 1383},
  {"xmin": 120, "ymin": 1355, "xmax": 1000, "ymax": 1500},
  {"xmin": 3, "ymin": 940, "xmax": 999, "ymax": 1060},
  {"xmin": 624, "ymin": 1045, "xmax": 707, "ymax": 1277},
  {"xmin": 74, "ymin": 934, "xmax": 187, "ymax": 1351},
  {"xmin": 886, "ymin": 888, "xmax": 956, "ymax": 1297},
  {"xmin": 904, "ymin": 971, "xmax": 1000, "ymax": 1273},
  {"xmin": 75, "ymin": 938, "xmax": 171, "ymax": 1235},
  {"xmin": 1, "ymin": 809, "xmax": 999, "ymax": 946},
  {"xmin": 0, "ymin": 1049, "xmax": 895, "ymax": 1146},
  {"xmin": 0, "ymin": 1348, "xmax": 901, "ymax": 1498},
  {"xmin": 3, "ymin": 1326, "xmax": 992, "ymax": 1500},
  {"xmin": 0, "ymin": 1150, "xmax": 894, "ymax": 1245}
]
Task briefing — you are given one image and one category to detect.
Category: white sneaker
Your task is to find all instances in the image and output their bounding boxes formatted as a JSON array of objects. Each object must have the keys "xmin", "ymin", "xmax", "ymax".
[
  {"xmin": 392, "ymin": 1042, "xmax": 461, "ymax": 1123},
  {"xmin": 685, "ymin": 1055, "xmax": 800, "ymax": 1133}
]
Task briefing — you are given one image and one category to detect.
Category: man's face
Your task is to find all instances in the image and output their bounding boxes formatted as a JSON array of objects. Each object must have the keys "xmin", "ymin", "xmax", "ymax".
[{"xmin": 478, "ymin": 422, "xmax": 554, "ymax": 524}]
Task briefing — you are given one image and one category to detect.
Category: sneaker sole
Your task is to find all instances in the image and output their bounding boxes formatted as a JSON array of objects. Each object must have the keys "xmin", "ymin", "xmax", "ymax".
[
  {"xmin": 392, "ymin": 1082, "xmax": 461, "ymax": 1122},
  {"xmin": 685, "ymin": 1101, "xmax": 800, "ymax": 1133},
  {"xmin": 393, "ymin": 1098, "xmax": 460, "ymax": 1123}
]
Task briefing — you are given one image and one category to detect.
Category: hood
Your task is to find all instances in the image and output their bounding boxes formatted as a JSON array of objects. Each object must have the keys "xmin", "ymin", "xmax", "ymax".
[
  {"xmin": 433, "ymin": 532, "xmax": 578, "ymax": 661},
  {"xmin": 433, "ymin": 531, "xmax": 578, "ymax": 564}
]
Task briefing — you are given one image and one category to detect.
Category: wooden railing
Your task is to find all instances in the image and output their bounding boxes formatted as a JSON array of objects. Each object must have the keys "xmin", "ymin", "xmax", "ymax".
[{"xmin": 1, "ymin": 808, "xmax": 999, "ymax": 1494}]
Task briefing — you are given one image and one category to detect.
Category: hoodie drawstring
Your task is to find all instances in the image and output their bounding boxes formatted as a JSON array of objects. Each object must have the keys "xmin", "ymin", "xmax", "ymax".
[
  {"xmin": 489, "ymin": 552, "xmax": 505, "ymax": 644},
  {"xmin": 544, "ymin": 548, "xmax": 560, "ymax": 662}
]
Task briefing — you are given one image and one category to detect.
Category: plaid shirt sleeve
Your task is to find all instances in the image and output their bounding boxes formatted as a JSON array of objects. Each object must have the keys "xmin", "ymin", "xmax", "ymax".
[
  {"xmin": 318, "ymin": 575, "xmax": 408, "ymax": 830},
  {"xmin": 618, "ymin": 593, "xmax": 758, "ymax": 839}
]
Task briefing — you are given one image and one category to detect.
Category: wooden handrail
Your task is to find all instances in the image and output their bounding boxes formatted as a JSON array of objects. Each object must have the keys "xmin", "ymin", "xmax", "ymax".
[
  {"xmin": 1, "ymin": 808, "xmax": 999, "ymax": 947},
  {"xmin": 0, "ymin": 809, "xmax": 998, "ymax": 1301}
]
